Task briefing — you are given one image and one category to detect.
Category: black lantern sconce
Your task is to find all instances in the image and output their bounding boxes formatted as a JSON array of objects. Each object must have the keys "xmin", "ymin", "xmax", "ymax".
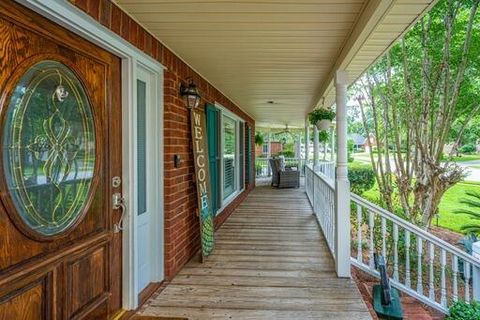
[{"xmin": 180, "ymin": 78, "xmax": 201, "ymax": 109}]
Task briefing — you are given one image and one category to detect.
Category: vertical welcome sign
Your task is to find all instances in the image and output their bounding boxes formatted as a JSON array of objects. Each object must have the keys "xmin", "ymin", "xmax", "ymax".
[{"xmin": 190, "ymin": 107, "xmax": 215, "ymax": 260}]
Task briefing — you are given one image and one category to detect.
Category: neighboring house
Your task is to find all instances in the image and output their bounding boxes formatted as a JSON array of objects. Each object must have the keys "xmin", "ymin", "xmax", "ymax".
[
  {"xmin": 348, "ymin": 133, "xmax": 366, "ymax": 151},
  {"xmin": 364, "ymin": 133, "xmax": 378, "ymax": 153},
  {"xmin": 255, "ymin": 141, "xmax": 283, "ymax": 157}
]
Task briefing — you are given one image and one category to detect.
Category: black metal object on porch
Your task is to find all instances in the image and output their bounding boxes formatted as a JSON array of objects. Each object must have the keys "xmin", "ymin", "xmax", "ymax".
[{"xmin": 373, "ymin": 254, "xmax": 403, "ymax": 320}]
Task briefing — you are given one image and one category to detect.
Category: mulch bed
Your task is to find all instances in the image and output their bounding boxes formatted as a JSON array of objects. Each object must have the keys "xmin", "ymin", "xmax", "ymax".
[
  {"xmin": 352, "ymin": 267, "xmax": 445, "ymax": 320},
  {"xmin": 352, "ymin": 226, "xmax": 467, "ymax": 320}
]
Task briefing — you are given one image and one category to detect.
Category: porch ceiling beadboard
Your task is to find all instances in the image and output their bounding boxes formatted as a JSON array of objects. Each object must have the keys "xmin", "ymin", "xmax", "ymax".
[{"xmin": 114, "ymin": 0, "xmax": 436, "ymax": 127}]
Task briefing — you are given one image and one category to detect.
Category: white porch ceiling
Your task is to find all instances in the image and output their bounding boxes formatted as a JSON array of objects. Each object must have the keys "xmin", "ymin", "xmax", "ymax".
[{"xmin": 115, "ymin": 0, "xmax": 436, "ymax": 127}]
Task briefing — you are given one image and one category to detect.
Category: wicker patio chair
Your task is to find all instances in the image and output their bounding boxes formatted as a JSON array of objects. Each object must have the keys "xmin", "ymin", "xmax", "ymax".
[{"xmin": 269, "ymin": 158, "xmax": 300, "ymax": 188}]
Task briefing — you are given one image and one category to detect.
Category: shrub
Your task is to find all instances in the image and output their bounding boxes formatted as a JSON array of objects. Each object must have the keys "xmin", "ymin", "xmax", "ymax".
[
  {"xmin": 459, "ymin": 143, "xmax": 476, "ymax": 154},
  {"xmin": 348, "ymin": 164, "xmax": 375, "ymax": 195},
  {"xmin": 447, "ymin": 300, "xmax": 480, "ymax": 320},
  {"xmin": 348, "ymin": 139, "xmax": 355, "ymax": 162},
  {"xmin": 276, "ymin": 150, "xmax": 295, "ymax": 157},
  {"xmin": 454, "ymin": 191, "xmax": 480, "ymax": 234}
]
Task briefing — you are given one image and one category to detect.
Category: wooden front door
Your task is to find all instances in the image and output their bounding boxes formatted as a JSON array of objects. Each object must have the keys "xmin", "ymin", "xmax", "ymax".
[{"xmin": 0, "ymin": 1, "xmax": 122, "ymax": 319}]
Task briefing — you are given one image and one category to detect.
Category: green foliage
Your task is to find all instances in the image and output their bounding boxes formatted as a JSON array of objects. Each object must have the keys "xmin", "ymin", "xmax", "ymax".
[
  {"xmin": 348, "ymin": 163, "xmax": 375, "ymax": 195},
  {"xmin": 348, "ymin": 139, "xmax": 355, "ymax": 162},
  {"xmin": 442, "ymin": 153, "xmax": 480, "ymax": 162},
  {"xmin": 459, "ymin": 143, "xmax": 477, "ymax": 154},
  {"xmin": 318, "ymin": 130, "xmax": 329, "ymax": 143},
  {"xmin": 454, "ymin": 190, "xmax": 480, "ymax": 234},
  {"xmin": 277, "ymin": 150, "xmax": 295, "ymax": 157},
  {"xmin": 254, "ymin": 132, "xmax": 264, "ymax": 146},
  {"xmin": 447, "ymin": 300, "xmax": 480, "ymax": 320},
  {"xmin": 348, "ymin": 0, "xmax": 480, "ymax": 227},
  {"xmin": 308, "ymin": 108, "xmax": 335, "ymax": 125}
]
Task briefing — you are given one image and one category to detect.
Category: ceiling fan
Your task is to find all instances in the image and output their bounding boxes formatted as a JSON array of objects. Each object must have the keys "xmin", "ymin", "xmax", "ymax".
[{"xmin": 272, "ymin": 124, "xmax": 294, "ymax": 137}]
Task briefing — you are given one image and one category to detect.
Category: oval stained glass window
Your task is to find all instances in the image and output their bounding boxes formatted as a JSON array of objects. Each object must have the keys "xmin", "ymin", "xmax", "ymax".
[{"xmin": 2, "ymin": 60, "xmax": 96, "ymax": 236}]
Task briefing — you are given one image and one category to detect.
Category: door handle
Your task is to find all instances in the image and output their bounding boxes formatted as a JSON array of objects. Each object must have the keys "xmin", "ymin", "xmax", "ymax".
[{"xmin": 112, "ymin": 193, "xmax": 126, "ymax": 233}]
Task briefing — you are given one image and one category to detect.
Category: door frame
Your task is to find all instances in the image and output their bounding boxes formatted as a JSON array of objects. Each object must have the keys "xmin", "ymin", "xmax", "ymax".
[
  {"xmin": 16, "ymin": 0, "xmax": 165, "ymax": 310},
  {"xmin": 134, "ymin": 65, "xmax": 163, "ymax": 297}
]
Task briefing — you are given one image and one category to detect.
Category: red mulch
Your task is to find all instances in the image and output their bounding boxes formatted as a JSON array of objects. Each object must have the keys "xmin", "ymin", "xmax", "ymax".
[{"xmin": 352, "ymin": 267, "xmax": 445, "ymax": 320}]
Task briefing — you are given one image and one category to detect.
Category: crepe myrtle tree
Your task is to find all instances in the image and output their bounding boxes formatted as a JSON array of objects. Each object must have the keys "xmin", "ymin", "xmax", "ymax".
[{"xmin": 354, "ymin": 0, "xmax": 480, "ymax": 227}]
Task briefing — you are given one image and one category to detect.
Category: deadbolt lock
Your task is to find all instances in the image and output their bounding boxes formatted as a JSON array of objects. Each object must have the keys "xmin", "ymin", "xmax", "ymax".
[{"xmin": 112, "ymin": 176, "xmax": 121, "ymax": 188}]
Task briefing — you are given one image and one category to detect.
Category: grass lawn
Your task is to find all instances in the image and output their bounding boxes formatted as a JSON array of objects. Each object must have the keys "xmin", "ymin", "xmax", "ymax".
[
  {"xmin": 448, "ymin": 154, "xmax": 480, "ymax": 162},
  {"xmin": 437, "ymin": 182, "xmax": 480, "ymax": 233},
  {"xmin": 358, "ymin": 178, "xmax": 480, "ymax": 234},
  {"xmin": 348, "ymin": 160, "xmax": 480, "ymax": 234}
]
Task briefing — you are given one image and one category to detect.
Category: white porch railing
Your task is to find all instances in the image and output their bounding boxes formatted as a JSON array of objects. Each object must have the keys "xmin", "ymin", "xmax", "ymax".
[
  {"xmin": 305, "ymin": 164, "xmax": 336, "ymax": 256},
  {"xmin": 255, "ymin": 158, "xmax": 309, "ymax": 178},
  {"xmin": 305, "ymin": 162, "xmax": 480, "ymax": 314},
  {"xmin": 350, "ymin": 194, "xmax": 480, "ymax": 313}
]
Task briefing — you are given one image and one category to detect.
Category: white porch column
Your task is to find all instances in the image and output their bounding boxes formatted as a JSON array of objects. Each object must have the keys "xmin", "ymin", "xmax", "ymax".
[
  {"xmin": 334, "ymin": 70, "xmax": 351, "ymax": 278},
  {"xmin": 267, "ymin": 132, "xmax": 271, "ymax": 158},
  {"xmin": 295, "ymin": 135, "xmax": 301, "ymax": 159},
  {"xmin": 330, "ymin": 126, "xmax": 335, "ymax": 161},
  {"xmin": 313, "ymin": 125, "xmax": 319, "ymax": 170},
  {"xmin": 304, "ymin": 119, "xmax": 310, "ymax": 164},
  {"xmin": 267, "ymin": 132, "xmax": 272, "ymax": 176},
  {"xmin": 472, "ymin": 242, "xmax": 480, "ymax": 301}
]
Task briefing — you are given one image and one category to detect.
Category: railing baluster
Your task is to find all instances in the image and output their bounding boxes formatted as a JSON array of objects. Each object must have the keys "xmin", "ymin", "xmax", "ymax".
[
  {"xmin": 381, "ymin": 217, "xmax": 387, "ymax": 259},
  {"xmin": 405, "ymin": 230, "xmax": 411, "ymax": 288},
  {"xmin": 369, "ymin": 210, "xmax": 375, "ymax": 269},
  {"xmin": 465, "ymin": 261, "xmax": 471, "ymax": 303},
  {"xmin": 393, "ymin": 224, "xmax": 399, "ymax": 281},
  {"xmin": 440, "ymin": 249, "xmax": 447, "ymax": 307},
  {"xmin": 453, "ymin": 255, "xmax": 458, "ymax": 302},
  {"xmin": 348, "ymin": 193, "xmax": 480, "ymax": 314},
  {"xmin": 417, "ymin": 237, "xmax": 423, "ymax": 295},
  {"xmin": 357, "ymin": 204, "xmax": 363, "ymax": 263},
  {"xmin": 428, "ymin": 242, "xmax": 435, "ymax": 301}
]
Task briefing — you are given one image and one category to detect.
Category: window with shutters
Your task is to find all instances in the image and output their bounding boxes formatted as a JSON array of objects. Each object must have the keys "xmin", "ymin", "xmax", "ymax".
[{"xmin": 206, "ymin": 103, "xmax": 245, "ymax": 214}]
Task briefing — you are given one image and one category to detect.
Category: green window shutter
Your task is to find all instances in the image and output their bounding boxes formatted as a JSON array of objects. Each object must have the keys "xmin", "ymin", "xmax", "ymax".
[{"xmin": 205, "ymin": 103, "xmax": 220, "ymax": 213}]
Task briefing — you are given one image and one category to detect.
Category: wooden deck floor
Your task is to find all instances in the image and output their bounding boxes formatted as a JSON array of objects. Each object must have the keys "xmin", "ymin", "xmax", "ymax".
[{"xmin": 138, "ymin": 185, "xmax": 371, "ymax": 320}]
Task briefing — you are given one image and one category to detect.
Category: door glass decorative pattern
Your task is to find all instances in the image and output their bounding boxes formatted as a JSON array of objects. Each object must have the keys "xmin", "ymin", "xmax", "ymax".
[{"xmin": 3, "ymin": 61, "xmax": 96, "ymax": 236}]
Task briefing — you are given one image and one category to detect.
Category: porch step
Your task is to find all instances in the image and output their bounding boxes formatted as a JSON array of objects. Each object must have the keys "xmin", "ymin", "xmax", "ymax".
[{"xmin": 352, "ymin": 268, "xmax": 445, "ymax": 320}]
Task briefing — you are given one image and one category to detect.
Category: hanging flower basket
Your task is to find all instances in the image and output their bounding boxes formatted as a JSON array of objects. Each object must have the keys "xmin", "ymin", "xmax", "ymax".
[
  {"xmin": 316, "ymin": 119, "xmax": 331, "ymax": 131},
  {"xmin": 308, "ymin": 108, "xmax": 335, "ymax": 130}
]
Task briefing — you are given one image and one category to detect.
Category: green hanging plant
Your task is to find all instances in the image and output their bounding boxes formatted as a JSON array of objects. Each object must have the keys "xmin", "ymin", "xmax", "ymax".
[
  {"xmin": 308, "ymin": 108, "xmax": 336, "ymax": 126},
  {"xmin": 318, "ymin": 130, "xmax": 329, "ymax": 143},
  {"xmin": 255, "ymin": 132, "xmax": 264, "ymax": 146}
]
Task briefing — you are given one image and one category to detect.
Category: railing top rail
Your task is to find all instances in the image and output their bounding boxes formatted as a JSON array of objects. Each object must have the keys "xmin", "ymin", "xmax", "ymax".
[
  {"xmin": 305, "ymin": 164, "xmax": 335, "ymax": 189},
  {"xmin": 351, "ymin": 193, "xmax": 480, "ymax": 266}
]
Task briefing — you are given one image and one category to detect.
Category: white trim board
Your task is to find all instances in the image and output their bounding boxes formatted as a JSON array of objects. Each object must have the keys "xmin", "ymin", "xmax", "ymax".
[{"xmin": 15, "ymin": 0, "xmax": 165, "ymax": 310}]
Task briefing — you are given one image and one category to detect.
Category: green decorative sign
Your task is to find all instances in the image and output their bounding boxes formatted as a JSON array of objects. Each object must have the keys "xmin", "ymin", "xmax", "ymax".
[{"xmin": 190, "ymin": 107, "xmax": 215, "ymax": 260}]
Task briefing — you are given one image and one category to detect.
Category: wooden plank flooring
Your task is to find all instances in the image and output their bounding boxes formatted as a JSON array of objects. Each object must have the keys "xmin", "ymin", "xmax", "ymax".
[{"xmin": 138, "ymin": 185, "xmax": 371, "ymax": 320}]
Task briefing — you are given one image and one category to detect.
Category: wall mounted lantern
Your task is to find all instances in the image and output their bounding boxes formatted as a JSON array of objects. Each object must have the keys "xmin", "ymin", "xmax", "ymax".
[{"xmin": 180, "ymin": 78, "xmax": 201, "ymax": 109}]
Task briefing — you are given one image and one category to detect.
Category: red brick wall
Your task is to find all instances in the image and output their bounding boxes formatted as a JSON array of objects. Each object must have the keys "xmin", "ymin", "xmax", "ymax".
[
  {"xmin": 255, "ymin": 142, "xmax": 283, "ymax": 157},
  {"xmin": 70, "ymin": 0, "xmax": 255, "ymax": 279},
  {"xmin": 271, "ymin": 142, "xmax": 283, "ymax": 155}
]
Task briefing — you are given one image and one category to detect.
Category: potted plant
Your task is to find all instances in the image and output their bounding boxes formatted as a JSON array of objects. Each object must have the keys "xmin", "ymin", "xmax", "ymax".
[
  {"xmin": 308, "ymin": 108, "xmax": 335, "ymax": 130},
  {"xmin": 255, "ymin": 132, "xmax": 264, "ymax": 146}
]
